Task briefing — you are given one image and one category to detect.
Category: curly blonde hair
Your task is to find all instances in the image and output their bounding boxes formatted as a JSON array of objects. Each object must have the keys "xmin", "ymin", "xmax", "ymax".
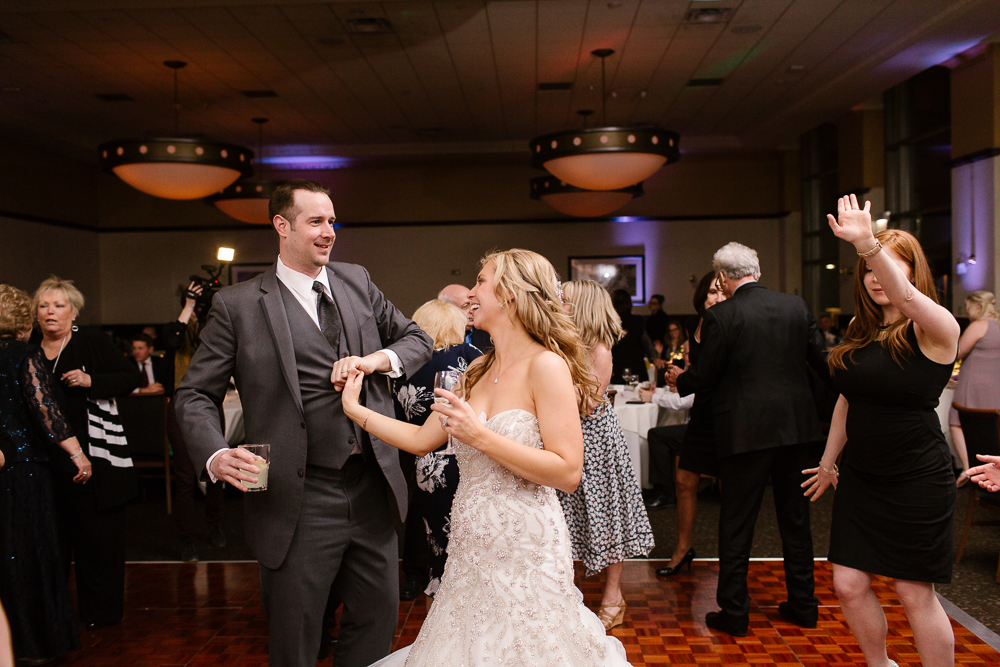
[
  {"xmin": 0, "ymin": 284, "xmax": 34, "ymax": 339},
  {"xmin": 464, "ymin": 249, "xmax": 600, "ymax": 415},
  {"xmin": 412, "ymin": 299, "xmax": 467, "ymax": 349},
  {"xmin": 562, "ymin": 280, "xmax": 624, "ymax": 349},
  {"xmin": 966, "ymin": 290, "xmax": 999, "ymax": 322}
]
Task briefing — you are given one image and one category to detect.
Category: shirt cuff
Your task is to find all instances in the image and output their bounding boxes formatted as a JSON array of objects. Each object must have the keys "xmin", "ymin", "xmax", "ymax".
[
  {"xmin": 205, "ymin": 448, "xmax": 227, "ymax": 483},
  {"xmin": 654, "ymin": 391, "xmax": 695, "ymax": 410},
  {"xmin": 380, "ymin": 349, "xmax": 403, "ymax": 378}
]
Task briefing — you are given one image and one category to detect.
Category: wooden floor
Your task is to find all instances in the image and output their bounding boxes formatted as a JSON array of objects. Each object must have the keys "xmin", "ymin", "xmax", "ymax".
[{"xmin": 63, "ymin": 560, "xmax": 1000, "ymax": 666}]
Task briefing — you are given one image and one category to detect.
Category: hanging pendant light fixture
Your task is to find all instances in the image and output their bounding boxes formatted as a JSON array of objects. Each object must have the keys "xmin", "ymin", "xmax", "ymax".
[
  {"xmin": 531, "ymin": 175, "xmax": 643, "ymax": 217},
  {"xmin": 530, "ymin": 49, "xmax": 679, "ymax": 191},
  {"xmin": 530, "ymin": 111, "xmax": 643, "ymax": 217},
  {"xmin": 208, "ymin": 118, "xmax": 285, "ymax": 225},
  {"xmin": 98, "ymin": 61, "xmax": 252, "ymax": 200}
]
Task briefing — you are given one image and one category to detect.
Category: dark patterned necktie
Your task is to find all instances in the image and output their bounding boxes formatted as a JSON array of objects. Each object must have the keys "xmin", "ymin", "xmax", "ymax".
[
  {"xmin": 138, "ymin": 361, "xmax": 149, "ymax": 388},
  {"xmin": 312, "ymin": 281, "xmax": 342, "ymax": 351}
]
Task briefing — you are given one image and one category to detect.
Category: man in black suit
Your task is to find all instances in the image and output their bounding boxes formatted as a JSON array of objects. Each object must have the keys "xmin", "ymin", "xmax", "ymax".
[
  {"xmin": 130, "ymin": 333, "xmax": 172, "ymax": 395},
  {"xmin": 439, "ymin": 283, "xmax": 492, "ymax": 352},
  {"xmin": 667, "ymin": 242, "xmax": 827, "ymax": 637}
]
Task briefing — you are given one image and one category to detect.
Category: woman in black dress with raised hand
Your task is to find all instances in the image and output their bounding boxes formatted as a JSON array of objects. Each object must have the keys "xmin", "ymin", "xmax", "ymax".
[{"xmin": 803, "ymin": 196, "xmax": 959, "ymax": 667}]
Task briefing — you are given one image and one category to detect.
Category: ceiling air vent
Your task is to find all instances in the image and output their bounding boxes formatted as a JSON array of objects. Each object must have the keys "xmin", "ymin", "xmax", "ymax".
[
  {"xmin": 685, "ymin": 8, "xmax": 734, "ymax": 24},
  {"xmin": 95, "ymin": 93, "xmax": 134, "ymax": 102},
  {"xmin": 539, "ymin": 82, "xmax": 573, "ymax": 92},
  {"xmin": 345, "ymin": 18, "xmax": 393, "ymax": 34},
  {"xmin": 241, "ymin": 90, "xmax": 279, "ymax": 98},
  {"xmin": 687, "ymin": 78, "xmax": 724, "ymax": 87}
]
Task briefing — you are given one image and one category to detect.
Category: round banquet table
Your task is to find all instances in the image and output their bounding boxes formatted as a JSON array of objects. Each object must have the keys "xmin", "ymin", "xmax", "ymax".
[{"xmin": 612, "ymin": 386, "xmax": 688, "ymax": 489}]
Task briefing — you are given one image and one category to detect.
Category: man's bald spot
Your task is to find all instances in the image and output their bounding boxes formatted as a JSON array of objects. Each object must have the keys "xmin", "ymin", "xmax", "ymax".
[{"xmin": 438, "ymin": 284, "xmax": 469, "ymax": 306}]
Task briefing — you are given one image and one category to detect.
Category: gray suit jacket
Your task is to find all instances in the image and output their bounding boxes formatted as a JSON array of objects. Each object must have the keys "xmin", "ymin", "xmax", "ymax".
[{"xmin": 176, "ymin": 261, "xmax": 432, "ymax": 568}]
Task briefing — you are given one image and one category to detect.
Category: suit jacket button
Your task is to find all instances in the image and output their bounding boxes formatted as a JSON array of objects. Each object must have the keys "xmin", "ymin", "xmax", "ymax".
[
  {"xmin": 348, "ymin": 436, "xmax": 356, "ymax": 445},
  {"xmin": 300, "ymin": 422, "xmax": 306, "ymax": 429},
  {"xmin": 297, "ymin": 469, "xmax": 304, "ymax": 478}
]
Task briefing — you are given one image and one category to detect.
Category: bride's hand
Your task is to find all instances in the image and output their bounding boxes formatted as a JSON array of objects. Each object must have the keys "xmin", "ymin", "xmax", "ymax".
[
  {"xmin": 342, "ymin": 368, "xmax": 364, "ymax": 419},
  {"xmin": 430, "ymin": 388, "xmax": 483, "ymax": 446}
]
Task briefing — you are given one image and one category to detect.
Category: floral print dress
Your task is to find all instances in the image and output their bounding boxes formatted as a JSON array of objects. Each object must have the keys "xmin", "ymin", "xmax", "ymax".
[{"xmin": 393, "ymin": 343, "xmax": 482, "ymax": 595}]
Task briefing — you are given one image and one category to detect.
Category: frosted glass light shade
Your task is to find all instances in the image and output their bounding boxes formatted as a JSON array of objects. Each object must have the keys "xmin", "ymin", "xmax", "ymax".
[
  {"xmin": 530, "ymin": 176, "xmax": 642, "ymax": 218},
  {"xmin": 530, "ymin": 127, "xmax": 679, "ymax": 191},
  {"xmin": 207, "ymin": 179, "xmax": 283, "ymax": 225},
  {"xmin": 99, "ymin": 138, "xmax": 253, "ymax": 200},
  {"xmin": 214, "ymin": 197, "xmax": 271, "ymax": 224}
]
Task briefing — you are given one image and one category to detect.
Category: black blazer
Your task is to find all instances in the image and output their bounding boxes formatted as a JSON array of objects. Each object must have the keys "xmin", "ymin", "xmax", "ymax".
[
  {"xmin": 133, "ymin": 355, "xmax": 173, "ymax": 396},
  {"xmin": 676, "ymin": 282, "xmax": 828, "ymax": 459}
]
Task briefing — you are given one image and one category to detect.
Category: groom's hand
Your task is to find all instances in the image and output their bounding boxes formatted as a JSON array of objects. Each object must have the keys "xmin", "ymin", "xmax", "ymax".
[
  {"xmin": 210, "ymin": 447, "xmax": 261, "ymax": 492},
  {"xmin": 331, "ymin": 352, "xmax": 390, "ymax": 390}
]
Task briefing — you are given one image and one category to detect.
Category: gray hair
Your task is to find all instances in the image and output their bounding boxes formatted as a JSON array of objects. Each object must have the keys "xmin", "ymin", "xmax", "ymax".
[{"xmin": 713, "ymin": 242, "xmax": 760, "ymax": 281}]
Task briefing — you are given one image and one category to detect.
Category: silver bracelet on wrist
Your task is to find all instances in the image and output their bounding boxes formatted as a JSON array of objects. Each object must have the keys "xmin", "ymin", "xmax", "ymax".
[{"xmin": 70, "ymin": 450, "xmax": 84, "ymax": 460}]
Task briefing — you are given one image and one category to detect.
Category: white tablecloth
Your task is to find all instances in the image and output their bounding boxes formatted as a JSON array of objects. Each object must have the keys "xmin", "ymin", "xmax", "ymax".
[{"xmin": 613, "ymin": 390, "xmax": 688, "ymax": 489}]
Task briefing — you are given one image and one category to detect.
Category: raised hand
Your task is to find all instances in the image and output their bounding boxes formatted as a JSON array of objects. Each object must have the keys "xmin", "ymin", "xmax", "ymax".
[{"xmin": 827, "ymin": 194, "xmax": 875, "ymax": 247}]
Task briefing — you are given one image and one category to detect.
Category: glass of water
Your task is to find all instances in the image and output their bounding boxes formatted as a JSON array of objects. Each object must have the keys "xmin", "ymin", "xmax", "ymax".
[{"xmin": 433, "ymin": 370, "xmax": 462, "ymax": 454}]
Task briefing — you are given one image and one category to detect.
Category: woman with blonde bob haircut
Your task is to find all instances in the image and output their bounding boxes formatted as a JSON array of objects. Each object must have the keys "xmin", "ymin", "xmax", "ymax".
[
  {"xmin": 948, "ymin": 290, "xmax": 1000, "ymax": 486},
  {"xmin": 804, "ymin": 199, "xmax": 959, "ymax": 667},
  {"xmin": 344, "ymin": 250, "xmax": 632, "ymax": 666},
  {"xmin": 558, "ymin": 280, "xmax": 654, "ymax": 631},
  {"xmin": 411, "ymin": 299, "xmax": 468, "ymax": 350}
]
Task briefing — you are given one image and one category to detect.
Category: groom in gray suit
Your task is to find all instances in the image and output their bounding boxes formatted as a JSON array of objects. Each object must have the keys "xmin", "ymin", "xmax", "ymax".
[{"xmin": 175, "ymin": 180, "xmax": 432, "ymax": 667}]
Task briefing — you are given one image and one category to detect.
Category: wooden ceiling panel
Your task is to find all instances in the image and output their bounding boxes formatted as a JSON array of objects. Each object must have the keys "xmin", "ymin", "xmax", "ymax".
[
  {"xmin": 437, "ymin": 0, "xmax": 506, "ymax": 140},
  {"xmin": 485, "ymin": 0, "xmax": 536, "ymax": 138}
]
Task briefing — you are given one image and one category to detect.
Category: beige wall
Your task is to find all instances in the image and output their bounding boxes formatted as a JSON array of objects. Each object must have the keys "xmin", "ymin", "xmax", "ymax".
[
  {"xmin": 0, "ymin": 215, "xmax": 102, "ymax": 324},
  {"xmin": 97, "ymin": 217, "xmax": 786, "ymax": 324}
]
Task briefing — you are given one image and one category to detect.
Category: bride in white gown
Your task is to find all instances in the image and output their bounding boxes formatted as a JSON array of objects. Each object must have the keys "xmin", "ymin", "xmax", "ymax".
[{"xmin": 341, "ymin": 249, "xmax": 633, "ymax": 667}]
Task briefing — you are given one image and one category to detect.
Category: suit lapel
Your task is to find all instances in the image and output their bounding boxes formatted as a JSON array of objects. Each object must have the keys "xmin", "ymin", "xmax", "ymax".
[
  {"xmin": 327, "ymin": 265, "xmax": 362, "ymax": 355},
  {"xmin": 259, "ymin": 265, "xmax": 305, "ymax": 417}
]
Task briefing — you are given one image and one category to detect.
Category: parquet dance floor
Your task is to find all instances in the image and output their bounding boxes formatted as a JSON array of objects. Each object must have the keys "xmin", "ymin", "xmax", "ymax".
[{"xmin": 63, "ymin": 560, "xmax": 1000, "ymax": 666}]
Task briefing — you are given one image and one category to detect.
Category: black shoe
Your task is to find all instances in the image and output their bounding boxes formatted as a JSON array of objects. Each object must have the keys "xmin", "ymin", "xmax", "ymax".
[
  {"xmin": 656, "ymin": 548, "xmax": 695, "ymax": 576},
  {"xmin": 777, "ymin": 601, "xmax": 818, "ymax": 628},
  {"xmin": 644, "ymin": 493, "xmax": 677, "ymax": 511},
  {"xmin": 705, "ymin": 611, "xmax": 748, "ymax": 637},
  {"xmin": 209, "ymin": 523, "xmax": 227, "ymax": 548},
  {"xmin": 83, "ymin": 619, "xmax": 118, "ymax": 632},
  {"xmin": 180, "ymin": 542, "xmax": 198, "ymax": 562},
  {"xmin": 399, "ymin": 574, "xmax": 427, "ymax": 601}
]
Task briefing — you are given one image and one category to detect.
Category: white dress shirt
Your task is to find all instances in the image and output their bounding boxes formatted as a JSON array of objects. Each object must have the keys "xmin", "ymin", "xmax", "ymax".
[
  {"xmin": 651, "ymin": 389, "xmax": 694, "ymax": 411},
  {"xmin": 206, "ymin": 257, "xmax": 403, "ymax": 481},
  {"xmin": 132, "ymin": 359, "xmax": 156, "ymax": 393}
]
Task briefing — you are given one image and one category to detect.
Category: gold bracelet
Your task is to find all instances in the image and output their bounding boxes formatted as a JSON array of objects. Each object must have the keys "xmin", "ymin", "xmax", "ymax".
[
  {"xmin": 362, "ymin": 411, "xmax": 374, "ymax": 430},
  {"xmin": 857, "ymin": 240, "xmax": 882, "ymax": 258},
  {"xmin": 820, "ymin": 462, "xmax": 839, "ymax": 477}
]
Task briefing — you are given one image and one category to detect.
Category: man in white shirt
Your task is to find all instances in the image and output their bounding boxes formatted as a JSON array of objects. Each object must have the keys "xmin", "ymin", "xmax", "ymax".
[{"xmin": 130, "ymin": 333, "xmax": 167, "ymax": 395}]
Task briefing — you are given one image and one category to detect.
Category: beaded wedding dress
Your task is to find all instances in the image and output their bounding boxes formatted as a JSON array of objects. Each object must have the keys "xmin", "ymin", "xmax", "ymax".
[{"xmin": 370, "ymin": 409, "xmax": 631, "ymax": 667}]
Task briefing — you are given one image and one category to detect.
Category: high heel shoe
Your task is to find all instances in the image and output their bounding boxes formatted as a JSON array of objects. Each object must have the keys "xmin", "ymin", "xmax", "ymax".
[
  {"xmin": 597, "ymin": 596, "xmax": 627, "ymax": 631},
  {"xmin": 656, "ymin": 548, "xmax": 695, "ymax": 576}
]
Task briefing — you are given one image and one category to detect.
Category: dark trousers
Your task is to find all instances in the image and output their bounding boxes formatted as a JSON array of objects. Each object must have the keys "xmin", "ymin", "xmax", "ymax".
[
  {"xmin": 716, "ymin": 444, "xmax": 818, "ymax": 620},
  {"xmin": 54, "ymin": 487, "xmax": 126, "ymax": 626},
  {"xmin": 260, "ymin": 457, "xmax": 398, "ymax": 667},
  {"xmin": 167, "ymin": 399, "xmax": 224, "ymax": 543},
  {"xmin": 399, "ymin": 451, "xmax": 428, "ymax": 580},
  {"xmin": 647, "ymin": 425, "xmax": 687, "ymax": 492}
]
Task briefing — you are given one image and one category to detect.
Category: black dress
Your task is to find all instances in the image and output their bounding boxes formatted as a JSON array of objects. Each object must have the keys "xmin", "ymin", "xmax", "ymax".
[
  {"xmin": 677, "ymin": 330, "xmax": 718, "ymax": 476},
  {"xmin": 0, "ymin": 340, "xmax": 80, "ymax": 659},
  {"xmin": 392, "ymin": 343, "xmax": 482, "ymax": 595},
  {"xmin": 829, "ymin": 323, "xmax": 956, "ymax": 583}
]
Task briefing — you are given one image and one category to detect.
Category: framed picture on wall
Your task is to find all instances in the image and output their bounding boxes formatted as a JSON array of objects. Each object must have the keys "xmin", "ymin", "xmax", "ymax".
[
  {"xmin": 569, "ymin": 255, "xmax": 645, "ymax": 304},
  {"xmin": 229, "ymin": 263, "xmax": 272, "ymax": 285}
]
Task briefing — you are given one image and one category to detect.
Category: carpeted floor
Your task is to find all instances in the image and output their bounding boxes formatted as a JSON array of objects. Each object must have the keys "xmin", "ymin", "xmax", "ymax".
[{"xmin": 126, "ymin": 476, "xmax": 1000, "ymax": 631}]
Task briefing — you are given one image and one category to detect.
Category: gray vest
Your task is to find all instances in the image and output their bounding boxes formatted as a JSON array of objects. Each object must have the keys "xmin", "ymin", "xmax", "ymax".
[{"xmin": 278, "ymin": 281, "xmax": 359, "ymax": 469}]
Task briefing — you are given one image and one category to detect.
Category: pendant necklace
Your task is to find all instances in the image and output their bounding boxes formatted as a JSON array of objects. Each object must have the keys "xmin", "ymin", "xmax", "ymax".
[{"xmin": 494, "ymin": 341, "xmax": 533, "ymax": 384}]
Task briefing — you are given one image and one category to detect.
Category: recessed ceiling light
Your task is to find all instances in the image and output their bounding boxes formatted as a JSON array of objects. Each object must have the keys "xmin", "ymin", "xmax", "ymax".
[
  {"xmin": 685, "ymin": 8, "xmax": 733, "ymax": 24},
  {"xmin": 607, "ymin": 2, "xmax": 622, "ymax": 7},
  {"xmin": 787, "ymin": 64, "xmax": 805, "ymax": 72},
  {"xmin": 345, "ymin": 18, "xmax": 393, "ymax": 33}
]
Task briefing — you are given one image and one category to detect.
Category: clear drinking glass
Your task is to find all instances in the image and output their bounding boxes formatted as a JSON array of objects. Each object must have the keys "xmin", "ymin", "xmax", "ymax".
[
  {"xmin": 239, "ymin": 444, "xmax": 270, "ymax": 492},
  {"xmin": 433, "ymin": 370, "xmax": 462, "ymax": 454}
]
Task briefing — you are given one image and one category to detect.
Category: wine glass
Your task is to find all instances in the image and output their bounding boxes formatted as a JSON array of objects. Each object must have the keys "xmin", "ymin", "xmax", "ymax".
[{"xmin": 434, "ymin": 370, "xmax": 462, "ymax": 454}]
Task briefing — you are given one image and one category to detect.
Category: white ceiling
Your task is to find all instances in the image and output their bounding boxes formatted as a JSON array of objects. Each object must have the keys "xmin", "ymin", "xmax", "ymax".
[{"xmin": 0, "ymin": 0, "xmax": 997, "ymax": 162}]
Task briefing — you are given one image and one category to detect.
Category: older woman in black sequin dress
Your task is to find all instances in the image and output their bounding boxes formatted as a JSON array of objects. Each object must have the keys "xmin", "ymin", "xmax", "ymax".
[
  {"xmin": 0, "ymin": 284, "xmax": 91, "ymax": 663},
  {"xmin": 803, "ymin": 196, "xmax": 960, "ymax": 667}
]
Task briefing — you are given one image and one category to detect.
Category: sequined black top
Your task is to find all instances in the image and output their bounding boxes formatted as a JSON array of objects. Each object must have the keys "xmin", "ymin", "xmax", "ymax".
[{"xmin": 0, "ymin": 339, "xmax": 74, "ymax": 466}]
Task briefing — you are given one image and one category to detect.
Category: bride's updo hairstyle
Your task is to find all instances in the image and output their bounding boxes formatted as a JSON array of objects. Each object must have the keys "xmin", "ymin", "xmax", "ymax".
[{"xmin": 464, "ymin": 249, "xmax": 601, "ymax": 415}]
